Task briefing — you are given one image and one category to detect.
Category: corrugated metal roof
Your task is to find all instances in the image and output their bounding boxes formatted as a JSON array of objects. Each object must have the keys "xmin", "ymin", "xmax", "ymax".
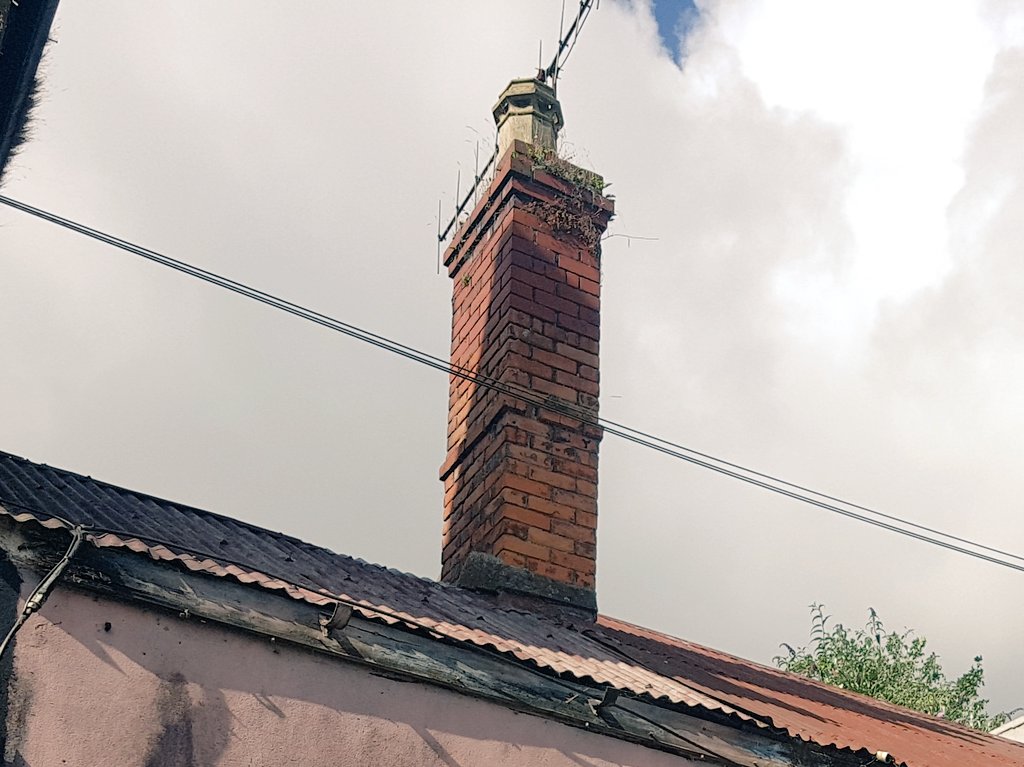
[{"xmin": 1, "ymin": 450, "xmax": 1021, "ymax": 767}]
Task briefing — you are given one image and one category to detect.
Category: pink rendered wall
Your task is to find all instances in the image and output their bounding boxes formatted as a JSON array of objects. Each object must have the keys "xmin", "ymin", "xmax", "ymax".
[{"xmin": 6, "ymin": 586, "xmax": 694, "ymax": 767}]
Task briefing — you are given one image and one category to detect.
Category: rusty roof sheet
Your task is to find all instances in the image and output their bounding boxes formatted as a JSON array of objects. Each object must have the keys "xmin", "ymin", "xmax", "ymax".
[{"xmin": 1, "ymin": 450, "xmax": 1021, "ymax": 767}]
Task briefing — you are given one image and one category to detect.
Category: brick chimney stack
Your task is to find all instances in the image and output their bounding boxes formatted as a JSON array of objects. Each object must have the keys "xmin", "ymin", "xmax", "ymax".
[{"xmin": 439, "ymin": 78, "xmax": 613, "ymax": 612}]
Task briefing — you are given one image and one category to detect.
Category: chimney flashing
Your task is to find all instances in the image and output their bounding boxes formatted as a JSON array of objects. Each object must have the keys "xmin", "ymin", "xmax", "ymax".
[{"xmin": 454, "ymin": 552, "xmax": 598, "ymax": 614}]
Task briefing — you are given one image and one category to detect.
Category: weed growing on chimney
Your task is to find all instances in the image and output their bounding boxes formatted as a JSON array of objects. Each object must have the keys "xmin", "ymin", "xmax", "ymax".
[
  {"xmin": 519, "ymin": 146, "xmax": 609, "ymax": 250},
  {"xmin": 522, "ymin": 198, "xmax": 602, "ymax": 250},
  {"xmin": 526, "ymin": 146, "xmax": 606, "ymax": 196}
]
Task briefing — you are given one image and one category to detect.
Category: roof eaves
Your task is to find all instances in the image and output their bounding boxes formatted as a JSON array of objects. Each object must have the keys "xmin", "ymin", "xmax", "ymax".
[{"xmin": 1, "ymin": 509, "xmax": 872, "ymax": 767}]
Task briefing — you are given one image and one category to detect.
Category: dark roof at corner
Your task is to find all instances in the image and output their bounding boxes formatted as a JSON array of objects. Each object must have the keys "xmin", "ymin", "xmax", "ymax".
[
  {"xmin": 0, "ymin": 0, "xmax": 59, "ymax": 183},
  {"xmin": 0, "ymin": 449, "xmax": 1021, "ymax": 767}
]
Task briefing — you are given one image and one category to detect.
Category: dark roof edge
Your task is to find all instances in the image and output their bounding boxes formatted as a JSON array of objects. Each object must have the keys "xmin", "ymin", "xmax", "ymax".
[{"xmin": 1, "ymin": 516, "xmax": 872, "ymax": 767}]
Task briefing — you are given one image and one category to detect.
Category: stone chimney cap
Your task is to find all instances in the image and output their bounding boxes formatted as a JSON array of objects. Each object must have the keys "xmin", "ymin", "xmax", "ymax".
[{"xmin": 492, "ymin": 77, "xmax": 563, "ymax": 158}]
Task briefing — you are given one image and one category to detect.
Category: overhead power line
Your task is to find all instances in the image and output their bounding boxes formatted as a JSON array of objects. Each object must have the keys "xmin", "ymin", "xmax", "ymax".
[{"xmin": 1, "ymin": 193, "xmax": 1022, "ymax": 575}]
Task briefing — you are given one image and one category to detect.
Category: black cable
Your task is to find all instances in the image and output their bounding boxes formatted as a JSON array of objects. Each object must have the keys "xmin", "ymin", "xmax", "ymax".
[
  {"xmin": 0, "ymin": 524, "xmax": 84, "ymax": 658},
  {"xmin": 603, "ymin": 419, "xmax": 1024, "ymax": 564},
  {"xmin": 2, "ymin": 194, "xmax": 1023, "ymax": 575}
]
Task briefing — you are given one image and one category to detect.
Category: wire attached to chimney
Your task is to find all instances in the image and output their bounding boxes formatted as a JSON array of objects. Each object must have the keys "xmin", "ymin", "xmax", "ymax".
[{"xmin": 2, "ymin": 193, "xmax": 1023, "ymax": 577}]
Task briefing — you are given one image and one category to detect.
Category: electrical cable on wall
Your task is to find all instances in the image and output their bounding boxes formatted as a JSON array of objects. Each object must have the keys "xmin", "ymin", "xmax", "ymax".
[{"xmin": 0, "ymin": 523, "xmax": 85, "ymax": 658}]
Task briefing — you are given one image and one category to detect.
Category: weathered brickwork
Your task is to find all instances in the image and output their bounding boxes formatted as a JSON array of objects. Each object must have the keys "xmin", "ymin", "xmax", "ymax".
[{"xmin": 439, "ymin": 143, "xmax": 613, "ymax": 591}]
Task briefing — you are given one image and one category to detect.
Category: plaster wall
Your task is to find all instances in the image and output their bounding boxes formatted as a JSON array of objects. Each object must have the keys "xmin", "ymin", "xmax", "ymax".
[{"xmin": 4, "ymin": 585, "xmax": 695, "ymax": 767}]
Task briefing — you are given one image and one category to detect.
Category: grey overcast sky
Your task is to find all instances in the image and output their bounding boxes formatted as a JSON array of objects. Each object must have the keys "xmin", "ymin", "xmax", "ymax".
[{"xmin": 2, "ymin": 1, "xmax": 1023, "ymax": 714}]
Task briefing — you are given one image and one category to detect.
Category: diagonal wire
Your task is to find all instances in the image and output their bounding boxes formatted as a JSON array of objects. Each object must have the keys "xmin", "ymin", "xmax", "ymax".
[{"xmin": 2, "ymin": 193, "xmax": 1023, "ymax": 574}]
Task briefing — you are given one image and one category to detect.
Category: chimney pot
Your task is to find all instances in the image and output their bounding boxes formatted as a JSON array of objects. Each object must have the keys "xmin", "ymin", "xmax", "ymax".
[{"xmin": 492, "ymin": 78, "xmax": 563, "ymax": 159}]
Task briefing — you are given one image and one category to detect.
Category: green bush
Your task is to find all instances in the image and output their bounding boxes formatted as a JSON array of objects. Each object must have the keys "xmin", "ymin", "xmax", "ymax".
[{"xmin": 775, "ymin": 604, "xmax": 1008, "ymax": 731}]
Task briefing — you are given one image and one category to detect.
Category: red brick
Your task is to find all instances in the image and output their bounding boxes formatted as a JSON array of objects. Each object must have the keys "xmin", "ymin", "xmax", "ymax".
[
  {"xmin": 499, "ymin": 550, "xmax": 534, "ymax": 571},
  {"xmin": 537, "ymin": 409, "xmax": 585, "ymax": 430},
  {"xmin": 527, "ymin": 527, "xmax": 575, "ymax": 553},
  {"xmin": 505, "ymin": 444, "xmax": 551, "ymax": 469},
  {"xmin": 534, "ymin": 288, "xmax": 580, "ymax": 318},
  {"xmin": 536, "ymin": 231, "xmax": 578, "ymax": 259},
  {"xmin": 527, "ymin": 465, "xmax": 577, "ymax": 492},
  {"xmin": 493, "ymin": 534, "xmax": 550, "ymax": 561},
  {"xmin": 510, "ymin": 355, "xmax": 554, "ymax": 381},
  {"xmin": 550, "ymin": 519, "xmax": 593, "ymax": 543},
  {"xmin": 549, "ymin": 549, "xmax": 596, "ymax": 573},
  {"xmin": 532, "ymin": 347, "xmax": 578, "ymax": 375},
  {"xmin": 510, "ymin": 277, "xmax": 533, "ymax": 300},
  {"xmin": 555, "ymin": 343, "xmax": 598, "ymax": 368},
  {"xmin": 529, "ymin": 377, "xmax": 577, "ymax": 403},
  {"xmin": 526, "ymin": 495, "xmax": 578, "ymax": 521},
  {"xmin": 556, "ymin": 282, "xmax": 600, "ymax": 312},
  {"xmin": 555, "ymin": 370, "xmax": 598, "ymax": 397},
  {"xmin": 574, "ymin": 540, "xmax": 596, "ymax": 558},
  {"xmin": 559, "ymin": 254, "xmax": 600, "ymax": 283},
  {"xmin": 527, "ymin": 330, "xmax": 556, "ymax": 352},
  {"xmin": 509, "ymin": 293, "xmax": 556, "ymax": 323},
  {"xmin": 557, "ymin": 313, "xmax": 597, "ymax": 340},
  {"xmin": 534, "ymin": 561, "xmax": 577, "ymax": 584},
  {"xmin": 502, "ymin": 473, "xmax": 553, "ymax": 499},
  {"xmin": 500, "ymin": 505, "xmax": 553, "ymax": 534},
  {"xmin": 541, "ymin": 322, "xmax": 571, "ymax": 345},
  {"xmin": 509, "ymin": 265, "xmax": 557, "ymax": 293},
  {"xmin": 551, "ymin": 487, "xmax": 597, "ymax": 513}
]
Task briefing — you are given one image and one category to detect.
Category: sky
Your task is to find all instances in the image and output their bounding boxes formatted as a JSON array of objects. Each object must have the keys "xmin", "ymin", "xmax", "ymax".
[
  {"xmin": 2, "ymin": 0, "xmax": 1023, "ymax": 715},
  {"xmin": 652, "ymin": 0, "xmax": 698, "ymax": 60}
]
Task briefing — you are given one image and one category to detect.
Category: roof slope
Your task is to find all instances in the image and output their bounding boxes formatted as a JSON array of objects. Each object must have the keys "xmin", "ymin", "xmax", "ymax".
[{"xmin": 0, "ymin": 450, "xmax": 1020, "ymax": 767}]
